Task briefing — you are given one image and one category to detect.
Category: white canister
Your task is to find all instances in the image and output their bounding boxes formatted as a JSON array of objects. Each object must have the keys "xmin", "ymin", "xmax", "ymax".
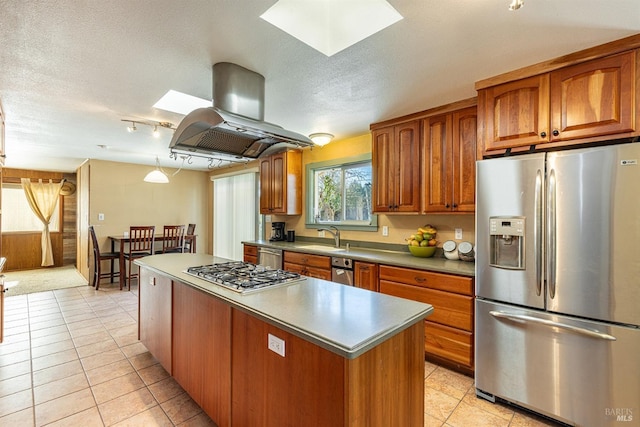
[
  {"xmin": 443, "ymin": 240, "xmax": 459, "ymax": 260},
  {"xmin": 458, "ymin": 241, "xmax": 475, "ymax": 262}
]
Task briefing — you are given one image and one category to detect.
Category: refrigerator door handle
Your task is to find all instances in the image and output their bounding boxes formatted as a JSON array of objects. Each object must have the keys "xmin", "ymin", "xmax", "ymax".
[
  {"xmin": 535, "ymin": 169, "xmax": 543, "ymax": 296},
  {"xmin": 489, "ymin": 311, "xmax": 617, "ymax": 341},
  {"xmin": 547, "ymin": 168, "xmax": 557, "ymax": 299}
]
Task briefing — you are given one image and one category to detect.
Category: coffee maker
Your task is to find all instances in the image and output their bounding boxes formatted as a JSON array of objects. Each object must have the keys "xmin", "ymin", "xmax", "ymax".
[{"xmin": 270, "ymin": 222, "xmax": 286, "ymax": 241}]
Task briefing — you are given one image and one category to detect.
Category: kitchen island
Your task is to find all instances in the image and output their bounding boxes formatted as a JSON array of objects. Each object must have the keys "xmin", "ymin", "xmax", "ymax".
[{"xmin": 135, "ymin": 253, "xmax": 433, "ymax": 427}]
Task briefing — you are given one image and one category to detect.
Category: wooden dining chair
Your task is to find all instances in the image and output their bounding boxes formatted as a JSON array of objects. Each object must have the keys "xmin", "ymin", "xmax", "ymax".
[
  {"xmin": 122, "ymin": 225, "xmax": 155, "ymax": 290},
  {"xmin": 162, "ymin": 225, "xmax": 186, "ymax": 253},
  {"xmin": 89, "ymin": 225, "xmax": 120, "ymax": 290},
  {"xmin": 184, "ymin": 223, "xmax": 196, "ymax": 253}
]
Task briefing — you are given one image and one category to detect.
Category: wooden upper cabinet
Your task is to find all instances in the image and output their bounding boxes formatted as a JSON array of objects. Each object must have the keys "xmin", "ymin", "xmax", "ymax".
[
  {"xmin": 480, "ymin": 74, "xmax": 550, "ymax": 151},
  {"xmin": 372, "ymin": 121, "xmax": 420, "ymax": 213},
  {"xmin": 479, "ymin": 49, "xmax": 638, "ymax": 154},
  {"xmin": 423, "ymin": 107, "xmax": 477, "ymax": 213},
  {"xmin": 549, "ymin": 51, "xmax": 635, "ymax": 141},
  {"xmin": 259, "ymin": 151, "xmax": 302, "ymax": 215}
]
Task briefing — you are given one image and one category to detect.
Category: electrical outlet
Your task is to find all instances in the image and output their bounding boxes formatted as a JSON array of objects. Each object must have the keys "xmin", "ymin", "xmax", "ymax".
[
  {"xmin": 268, "ymin": 333, "xmax": 285, "ymax": 357},
  {"xmin": 455, "ymin": 228, "xmax": 463, "ymax": 239},
  {"xmin": 98, "ymin": 213, "xmax": 105, "ymax": 221},
  {"xmin": 318, "ymin": 230, "xmax": 325, "ymax": 237},
  {"xmin": 382, "ymin": 226, "xmax": 389, "ymax": 236}
]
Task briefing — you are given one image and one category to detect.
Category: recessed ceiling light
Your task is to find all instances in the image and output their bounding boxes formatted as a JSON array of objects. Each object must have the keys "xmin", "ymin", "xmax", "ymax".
[
  {"xmin": 153, "ymin": 90, "xmax": 212, "ymax": 115},
  {"xmin": 260, "ymin": 0, "xmax": 403, "ymax": 57}
]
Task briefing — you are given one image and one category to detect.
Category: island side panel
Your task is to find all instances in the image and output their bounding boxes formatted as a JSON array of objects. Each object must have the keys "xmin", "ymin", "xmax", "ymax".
[
  {"xmin": 173, "ymin": 281, "xmax": 232, "ymax": 427},
  {"xmin": 139, "ymin": 268, "xmax": 172, "ymax": 374},
  {"xmin": 231, "ymin": 308, "xmax": 346, "ymax": 427},
  {"xmin": 345, "ymin": 321, "xmax": 425, "ymax": 427}
]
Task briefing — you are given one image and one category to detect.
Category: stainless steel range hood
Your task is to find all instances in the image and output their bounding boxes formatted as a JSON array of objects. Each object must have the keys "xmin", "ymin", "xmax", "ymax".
[{"xmin": 169, "ymin": 63, "xmax": 313, "ymax": 160}]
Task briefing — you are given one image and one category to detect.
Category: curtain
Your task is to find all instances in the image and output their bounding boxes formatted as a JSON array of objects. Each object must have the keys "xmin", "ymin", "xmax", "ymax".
[
  {"xmin": 213, "ymin": 172, "xmax": 257, "ymax": 260},
  {"xmin": 20, "ymin": 178, "xmax": 64, "ymax": 267}
]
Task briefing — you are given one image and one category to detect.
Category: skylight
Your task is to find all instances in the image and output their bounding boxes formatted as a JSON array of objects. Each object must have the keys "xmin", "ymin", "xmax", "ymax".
[
  {"xmin": 153, "ymin": 90, "xmax": 212, "ymax": 115},
  {"xmin": 260, "ymin": 0, "xmax": 403, "ymax": 57}
]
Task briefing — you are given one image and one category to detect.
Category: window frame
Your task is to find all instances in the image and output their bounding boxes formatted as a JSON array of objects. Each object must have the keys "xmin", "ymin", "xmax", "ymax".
[{"xmin": 305, "ymin": 153, "xmax": 378, "ymax": 232}]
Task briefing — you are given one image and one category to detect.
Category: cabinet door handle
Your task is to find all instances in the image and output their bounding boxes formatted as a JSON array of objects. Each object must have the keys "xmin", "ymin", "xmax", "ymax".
[
  {"xmin": 552, "ymin": 129, "xmax": 559, "ymax": 136},
  {"xmin": 360, "ymin": 266, "xmax": 369, "ymax": 271},
  {"xmin": 540, "ymin": 131, "xmax": 547, "ymax": 138},
  {"xmin": 414, "ymin": 277, "xmax": 426, "ymax": 283},
  {"xmin": 453, "ymin": 203, "xmax": 458, "ymax": 208},
  {"xmin": 445, "ymin": 203, "xmax": 450, "ymax": 208}
]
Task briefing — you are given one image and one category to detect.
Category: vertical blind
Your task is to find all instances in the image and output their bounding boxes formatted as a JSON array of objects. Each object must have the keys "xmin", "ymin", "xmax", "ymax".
[{"xmin": 213, "ymin": 172, "xmax": 257, "ymax": 261}]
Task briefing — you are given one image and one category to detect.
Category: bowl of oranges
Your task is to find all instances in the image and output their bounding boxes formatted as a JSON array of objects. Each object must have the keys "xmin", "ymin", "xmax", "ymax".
[{"xmin": 406, "ymin": 225, "xmax": 438, "ymax": 258}]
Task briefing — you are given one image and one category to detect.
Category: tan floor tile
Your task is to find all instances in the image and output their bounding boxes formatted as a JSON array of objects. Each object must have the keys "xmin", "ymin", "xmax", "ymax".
[
  {"xmin": 425, "ymin": 367, "xmax": 474, "ymax": 400},
  {"xmin": 129, "ymin": 351, "xmax": 159, "ymax": 371},
  {"xmin": 92, "ymin": 371, "xmax": 145, "ymax": 404},
  {"xmin": 112, "ymin": 405, "xmax": 173, "ymax": 427},
  {"xmin": 33, "ymin": 372, "xmax": 89, "ymax": 405},
  {"xmin": 0, "ymin": 407, "xmax": 34, "ymax": 426},
  {"xmin": 86, "ymin": 359, "xmax": 135, "ymax": 386},
  {"xmin": 0, "ymin": 360, "xmax": 31, "ymax": 381},
  {"xmin": 31, "ymin": 331, "xmax": 73, "ymax": 348},
  {"xmin": 0, "ymin": 388, "xmax": 33, "ymax": 418},
  {"xmin": 447, "ymin": 401, "xmax": 510, "ymax": 427},
  {"xmin": 178, "ymin": 411, "xmax": 218, "ymax": 427},
  {"xmin": 148, "ymin": 377, "xmax": 186, "ymax": 404},
  {"xmin": 81, "ymin": 347, "xmax": 126, "ymax": 371},
  {"xmin": 72, "ymin": 329, "xmax": 113, "ymax": 348},
  {"xmin": 76, "ymin": 337, "xmax": 118, "ymax": 359},
  {"xmin": 98, "ymin": 387, "xmax": 157, "ymax": 426},
  {"xmin": 68, "ymin": 322, "xmax": 107, "ymax": 338},
  {"xmin": 4, "ymin": 324, "xmax": 30, "ymax": 336},
  {"xmin": 121, "ymin": 341, "xmax": 148, "ymax": 358},
  {"xmin": 110, "ymin": 325, "xmax": 140, "ymax": 348},
  {"xmin": 31, "ymin": 339, "xmax": 75, "ymax": 358},
  {"xmin": 161, "ymin": 392, "xmax": 203, "ymax": 425},
  {"xmin": 30, "ymin": 316, "xmax": 66, "ymax": 331},
  {"xmin": 0, "ymin": 339, "xmax": 30, "ymax": 356},
  {"xmin": 1, "ymin": 332, "xmax": 30, "ymax": 345},
  {"xmin": 424, "ymin": 411, "xmax": 445, "ymax": 427},
  {"xmin": 424, "ymin": 385, "xmax": 460, "ymax": 422},
  {"xmin": 103, "ymin": 315, "xmax": 137, "ymax": 331},
  {"xmin": 462, "ymin": 392, "xmax": 515, "ymax": 421},
  {"xmin": 0, "ymin": 373, "xmax": 32, "ymax": 398},
  {"xmin": 35, "ymin": 387, "xmax": 96, "ymax": 426},
  {"xmin": 424, "ymin": 360, "xmax": 439, "ymax": 377},
  {"xmin": 30, "ymin": 323, "xmax": 68, "ymax": 337},
  {"xmin": 32, "ymin": 348, "xmax": 78, "ymax": 371},
  {"xmin": 138, "ymin": 363, "xmax": 170, "ymax": 386},
  {"xmin": 0, "ymin": 349, "xmax": 31, "ymax": 367},
  {"xmin": 32, "ymin": 359, "xmax": 84, "ymax": 387}
]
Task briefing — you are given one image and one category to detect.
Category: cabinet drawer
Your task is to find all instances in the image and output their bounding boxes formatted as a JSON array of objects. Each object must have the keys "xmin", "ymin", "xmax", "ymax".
[
  {"xmin": 379, "ymin": 265, "xmax": 473, "ymax": 295},
  {"xmin": 284, "ymin": 263, "xmax": 332, "ymax": 281},
  {"xmin": 284, "ymin": 251, "xmax": 331, "ymax": 269},
  {"xmin": 425, "ymin": 321, "xmax": 473, "ymax": 368},
  {"xmin": 244, "ymin": 245, "xmax": 258, "ymax": 257},
  {"xmin": 380, "ymin": 280, "xmax": 473, "ymax": 331}
]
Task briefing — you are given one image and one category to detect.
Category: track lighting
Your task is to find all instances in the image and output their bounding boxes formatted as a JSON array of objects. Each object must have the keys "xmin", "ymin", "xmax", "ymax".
[
  {"xmin": 127, "ymin": 121, "xmax": 137, "ymax": 132},
  {"xmin": 121, "ymin": 119, "xmax": 175, "ymax": 136}
]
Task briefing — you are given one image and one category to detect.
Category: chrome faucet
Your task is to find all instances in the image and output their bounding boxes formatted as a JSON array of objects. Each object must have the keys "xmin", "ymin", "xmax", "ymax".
[{"xmin": 318, "ymin": 226, "xmax": 340, "ymax": 248}]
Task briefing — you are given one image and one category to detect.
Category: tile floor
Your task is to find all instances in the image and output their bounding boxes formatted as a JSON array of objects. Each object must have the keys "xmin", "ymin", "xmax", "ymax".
[{"xmin": 0, "ymin": 281, "xmax": 563, "ymax": 427}]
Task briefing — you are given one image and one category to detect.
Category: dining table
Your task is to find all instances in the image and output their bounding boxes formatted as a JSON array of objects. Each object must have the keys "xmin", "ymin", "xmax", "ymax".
[{"xmin": 108, "ymin": 233, "xmax": 197, "ymax": 288}]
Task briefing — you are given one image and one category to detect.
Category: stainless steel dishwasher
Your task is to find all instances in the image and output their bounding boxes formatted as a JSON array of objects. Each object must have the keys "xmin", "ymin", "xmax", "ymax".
[
  {"xmin": 331, "ymin": 256, "xmax": 354, "ymax": 286},
  {"xmin": 257, "ymin": 247, "xmax": 283, "ymax": 270}
]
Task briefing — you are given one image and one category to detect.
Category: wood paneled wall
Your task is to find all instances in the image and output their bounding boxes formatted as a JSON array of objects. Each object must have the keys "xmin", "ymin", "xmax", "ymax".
[{"xmin": 1, "ymin": 168, "xmax": 77, "ymax": 271}]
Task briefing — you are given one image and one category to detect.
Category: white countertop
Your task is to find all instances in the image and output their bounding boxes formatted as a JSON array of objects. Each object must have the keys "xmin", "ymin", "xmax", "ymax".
[{"xmin": 136, "ymin": 253, "xmax": 433, "ymax": 359}]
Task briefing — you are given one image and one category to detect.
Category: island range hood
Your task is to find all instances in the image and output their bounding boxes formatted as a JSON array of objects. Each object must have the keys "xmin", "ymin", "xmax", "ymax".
[{"xmin": 169, "ymin": 63, "xmax": 313, "ymax": 160}]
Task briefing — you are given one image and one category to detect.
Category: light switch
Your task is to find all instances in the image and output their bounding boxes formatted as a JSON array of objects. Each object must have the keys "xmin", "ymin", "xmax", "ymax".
[
  {"xmin": 455, "ymin": 228, "xmax": 463, "ymax": 239},
  {"xmin": 98, "ymin": 213, "xmax": 105, "ymax": 221},
  {"xmin": 382, "ymin": 226, "xmax": 389, "ymax": 236}
]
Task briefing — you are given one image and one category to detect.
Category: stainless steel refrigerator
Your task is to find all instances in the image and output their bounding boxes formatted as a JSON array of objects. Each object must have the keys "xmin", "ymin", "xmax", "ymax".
[{"xmin": 475, "ymin": 143, "xmax": 640, "ymax": 427}]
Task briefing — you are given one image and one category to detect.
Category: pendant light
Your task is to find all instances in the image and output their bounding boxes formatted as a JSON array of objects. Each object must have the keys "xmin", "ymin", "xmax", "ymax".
[{"xmin": 144, "ymin": 157, "xmax": 169, "ymax": 183}]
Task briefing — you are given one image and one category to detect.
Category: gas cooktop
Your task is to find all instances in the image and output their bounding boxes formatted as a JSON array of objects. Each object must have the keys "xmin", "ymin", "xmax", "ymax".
[{"xmin": 184, "ymin": 261, "xmax": 305, "ymax": 294}]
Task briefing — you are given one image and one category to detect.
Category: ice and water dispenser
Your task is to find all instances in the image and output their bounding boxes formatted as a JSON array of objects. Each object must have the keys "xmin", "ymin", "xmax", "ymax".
[{"xmin": 489, "ymin": 216, "xmax": 525, "ymax": 269}]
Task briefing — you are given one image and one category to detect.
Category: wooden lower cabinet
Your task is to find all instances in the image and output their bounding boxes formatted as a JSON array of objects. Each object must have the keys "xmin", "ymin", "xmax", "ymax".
[
  {"xmin": 243, "ymin": 244, "xmax": 258, "ymax": 264},
  {"xmin": 172, "ymin": 281, "xmax": 232, "ymax": 426},
  {"xmin": 232, "ymin": 309, "xmax": 424, "ymax": 427},
  {"xmin": 138, "ymin": 268, "xmax": 172, "ymax": 373},
  {"xmin": 283, "ymin": 250, "xmax": 332, "ymax": 280},
  {"xmin": 354, "ymin": 261, "xmax": 378, "ymax": 291},
  {"xmin": 379, "ymin": 265, "xmax": 474, "ymax": 374}
]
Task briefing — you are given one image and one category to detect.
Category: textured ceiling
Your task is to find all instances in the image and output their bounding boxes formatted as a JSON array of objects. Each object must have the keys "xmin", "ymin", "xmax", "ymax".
[{"xmin": 1, "ymin": 0, "xmax": 639, "ymax": 172}]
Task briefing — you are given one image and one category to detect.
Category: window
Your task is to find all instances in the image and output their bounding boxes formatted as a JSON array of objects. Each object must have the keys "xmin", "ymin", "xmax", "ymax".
[
  {"xmin": 1, "ymin": 184, "xmax": 61, "ymax": 232},
  {"xmin": 306, "ymin": 154, "xmax": 377, "ymax": 231}
]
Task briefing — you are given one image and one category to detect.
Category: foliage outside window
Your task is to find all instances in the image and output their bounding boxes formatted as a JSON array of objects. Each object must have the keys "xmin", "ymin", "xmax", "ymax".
[
  {"xmin": 1, "ymin": 184, "xmax": 61, "ymax": 232},
  {"xmin": 306, "ymin": 155, "xmax": 377, "ymax": 231}
]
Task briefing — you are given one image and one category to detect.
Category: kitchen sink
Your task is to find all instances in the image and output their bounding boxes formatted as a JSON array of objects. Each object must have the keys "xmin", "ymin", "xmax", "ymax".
[{"xmin": 297, "ymin": 245, "xmax": 345, "ymax": 253}]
